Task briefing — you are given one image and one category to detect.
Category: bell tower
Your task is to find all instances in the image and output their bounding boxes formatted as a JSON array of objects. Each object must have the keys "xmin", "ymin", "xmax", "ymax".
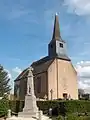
[{"xmin": 48, "ymin": 13, "xmax": 70, "ymax": 60}]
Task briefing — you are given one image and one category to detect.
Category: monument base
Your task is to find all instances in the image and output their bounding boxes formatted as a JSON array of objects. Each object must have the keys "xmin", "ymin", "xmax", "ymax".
[
  {"xmin": 18, "ymin": 112, "xmax": 37, "ymax": 118},
  {"xmin": 6, "ymin": 67, "xmax": 52, "ymax": 120},
  {"xmin": 6, "ymin": 114, "xmax": 52, "ymax": 120},
  {"xmin": 18, "ymin": 95, "xmax": 38, "ymax": 118}
]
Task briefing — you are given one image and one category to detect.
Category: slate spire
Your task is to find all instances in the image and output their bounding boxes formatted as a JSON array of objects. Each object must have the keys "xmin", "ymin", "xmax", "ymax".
[
  {"xmin": 52, "ymin": 13, "xmax": 61, "ymax": 41},
  {"xmin": 48, "ymin": 13, "xmax": 70, "ymax": 61}
]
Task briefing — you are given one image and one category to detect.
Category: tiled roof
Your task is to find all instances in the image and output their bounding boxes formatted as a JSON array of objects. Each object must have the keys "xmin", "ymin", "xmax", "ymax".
[
  {"xmin": 31, "ymin": 57, "xmax": 54, "ymax": 75},
  {"xmin": 14, "ymin": 55, "xmax": 71, "ymax": 82},
  {"xmin": 14, "ymin": 68, "xmax": 29, "ymax": 82},
  {"xmin": 14, "ymin": 56, "xmax": 54, "ymax": 82}
]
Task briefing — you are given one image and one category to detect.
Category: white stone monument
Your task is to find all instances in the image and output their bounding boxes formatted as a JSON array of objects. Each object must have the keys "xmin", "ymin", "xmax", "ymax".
[
  {"xmin": 7, "ymin": 67, "xmax": 52, "ymax": 120},
  {"xmin": 18, "ymin": 67, "xmax": 38, "ymax": 118}
]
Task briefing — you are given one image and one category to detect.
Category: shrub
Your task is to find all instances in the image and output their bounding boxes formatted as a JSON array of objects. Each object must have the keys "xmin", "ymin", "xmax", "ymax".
[
  {"xmin": 56, "ymin": 115, "xmax": 63, "ymax": 120},
  {"xmin": 37, "ymin": 100, "xmax": 90, "ymax": 116},
  {"xmin": 9, "ymin": 100, "xmax": 90, "ymax": 116},
  {"xmin": 67, "ymin": 114, "xmax": 78, "ymax": 120},
  {"xmin": 9, "ymin": 100, "xmax": 24, "ymax": 113},
  {"xmin": 0, "ymin": 97, "xmax": 9, "ymax": 117}
]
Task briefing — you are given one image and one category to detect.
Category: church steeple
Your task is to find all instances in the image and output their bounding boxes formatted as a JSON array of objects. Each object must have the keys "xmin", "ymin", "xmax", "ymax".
[
  {"xmin": 48, "ymin": 13, "xmax": 70, "ymax": 61},
  {"xmin": 52, "ymin": 13, "xmax": 61, "ymax": 41}
]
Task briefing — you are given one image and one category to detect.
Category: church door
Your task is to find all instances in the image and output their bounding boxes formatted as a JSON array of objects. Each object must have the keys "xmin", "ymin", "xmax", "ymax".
[{"xmin": 63, "ymin": 93, "xmax": 68, "ymax": 100}]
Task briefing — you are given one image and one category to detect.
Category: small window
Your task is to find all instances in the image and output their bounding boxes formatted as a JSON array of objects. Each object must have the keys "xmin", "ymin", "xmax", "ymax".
[{"xmin": 60, "ymin": 43, "xmax": 63, "ymax": 48}]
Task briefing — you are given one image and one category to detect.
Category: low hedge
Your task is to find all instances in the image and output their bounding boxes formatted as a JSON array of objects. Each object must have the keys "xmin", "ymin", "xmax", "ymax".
[
  {"xmin": 9, "ymin": 100, "xmax": 24, "ymax": 113},
  {"xmin": 9, "ymin": 100, "xmax": 90, "ymax": 116},
  {"xmin": 37, "ymin": 100, "xmax": 90, "ymax": 116}
]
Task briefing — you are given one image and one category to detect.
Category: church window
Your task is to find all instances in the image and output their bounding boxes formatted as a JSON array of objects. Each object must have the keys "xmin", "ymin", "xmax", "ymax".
[
  {"xmin": 60, "ymin": 43, "xmax": 63, "ymax": 48},
  {"xmin": 37, "ymin": 76, "xmax": 41, "ymax": 93}
]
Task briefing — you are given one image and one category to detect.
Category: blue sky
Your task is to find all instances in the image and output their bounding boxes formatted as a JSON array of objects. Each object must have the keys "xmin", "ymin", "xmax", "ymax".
[{"xmin": 1, "ymin": 0, "xmax": 90, "ymax": 92}]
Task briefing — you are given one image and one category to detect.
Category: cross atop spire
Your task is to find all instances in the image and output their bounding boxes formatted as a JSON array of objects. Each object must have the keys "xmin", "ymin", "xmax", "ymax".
[
  {"xmin": 55, "ymin": 12, "xmax": 58, "ymax": 16},
  {"xmin": 52, "ymin": 13, "xmax": 62, "ymax": 41}
]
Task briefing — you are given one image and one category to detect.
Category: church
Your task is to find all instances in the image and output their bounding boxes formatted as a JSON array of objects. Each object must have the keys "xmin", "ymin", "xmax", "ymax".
[{"xmin": 14, "ymin": 14, "xmax": 78, "ymax": 100}]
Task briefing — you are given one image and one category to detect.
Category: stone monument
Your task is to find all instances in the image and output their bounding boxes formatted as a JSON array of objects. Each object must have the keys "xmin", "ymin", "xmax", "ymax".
[
  {"xmin": 7, "ymin": 67, "xmax": 51, "ymax": 120},
  {"xmin": 18, "ymin": 67, "xmax": 38, "ymax": 118}
]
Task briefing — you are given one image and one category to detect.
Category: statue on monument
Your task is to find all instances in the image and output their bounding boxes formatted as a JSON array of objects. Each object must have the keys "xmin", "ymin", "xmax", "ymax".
[
  {"xmin": 27, "ymin": 67, "xmax": 34, "ymax": 96},
  {"xmin": 18, "ymin": 66, "xmax": 39, "ymax": 117}
]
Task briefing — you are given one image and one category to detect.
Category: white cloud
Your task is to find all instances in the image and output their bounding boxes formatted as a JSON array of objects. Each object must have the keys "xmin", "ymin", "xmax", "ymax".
[
  {"xmin": 64, "ymin": 0, "xmax": 90, "ymax": 16},
  {"xmin": 75, "ymin": 61, "xmax": 90, "ymax": 93},
  {"xmin": 5, "ymin": 69, "xmax": 12, "ymax": 79},
  {"xmin": 12, "ymin": 67, "xmax": 22, "ymax": 74}
]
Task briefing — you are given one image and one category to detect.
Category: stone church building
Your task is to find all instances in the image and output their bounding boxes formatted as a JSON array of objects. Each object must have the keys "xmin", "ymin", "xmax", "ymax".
[{"xmin": 14, "ymin": 14, "xmax": 78, "ymax": 100}]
